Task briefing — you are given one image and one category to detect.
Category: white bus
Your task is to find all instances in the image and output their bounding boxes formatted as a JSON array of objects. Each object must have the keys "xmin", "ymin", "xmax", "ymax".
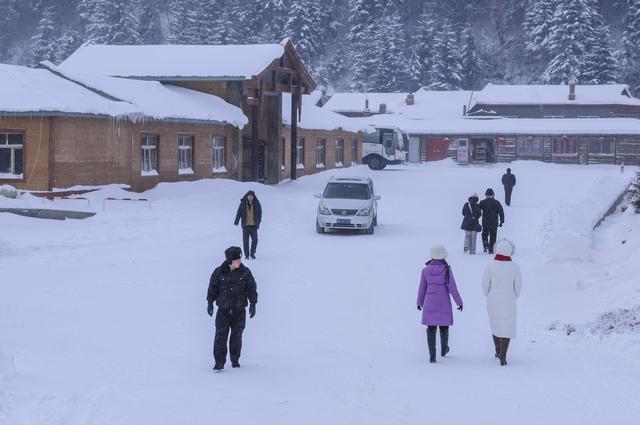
[{"xmin": 362, "ymin": 126, "xmax": 407, "ymax": 170}]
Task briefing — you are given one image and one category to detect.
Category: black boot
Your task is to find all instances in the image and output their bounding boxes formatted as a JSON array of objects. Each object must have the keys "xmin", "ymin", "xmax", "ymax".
[
  {"xmin": 427, "ymin": 327, "xmax": 437, "ymax": 363},
  {"xmin": 492, "ymin": 335, "xmax": 501, "ymax": 358},
  {"xmin": 499, "ymin": 338, "xmax": 510, "ymax": 366},
  {"xmin": 440, "ymin": 326, "xmax": 450, "ymax": 357}
]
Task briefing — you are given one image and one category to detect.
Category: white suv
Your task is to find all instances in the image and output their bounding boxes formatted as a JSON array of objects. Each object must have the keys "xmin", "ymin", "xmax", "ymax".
[{"xmin": 315, "ymin": 176, "xmax": 380, "ymax": 234}]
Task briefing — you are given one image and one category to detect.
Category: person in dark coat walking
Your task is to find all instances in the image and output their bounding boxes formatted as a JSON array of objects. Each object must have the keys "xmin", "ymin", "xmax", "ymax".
[
  {"xmin": 234, "ymin": 191, "xmax": 262, "ymax": 259},
  {"xmin": 416, "ymin": 245, "xmax": 463, "ymax": 363},
  {"xmin": 501, "ymin": 168, "xmax": 516, "ymax": 206},
  {"xmin": 207, "ymin": 246, "xmax": 258, "ymax": 372},
  {"xmin": 478, "ymin": 188, "xmax": 505, "ymax": 254},
  {"xmin": 461, "ymin": 192, "xmax": 482, "ymax": 254}
]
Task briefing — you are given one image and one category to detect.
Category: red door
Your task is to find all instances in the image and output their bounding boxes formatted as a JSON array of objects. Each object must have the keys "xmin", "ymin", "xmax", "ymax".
[{"xmin": 425, "ymin": 138, "xmax": 448, "ymax": 161}]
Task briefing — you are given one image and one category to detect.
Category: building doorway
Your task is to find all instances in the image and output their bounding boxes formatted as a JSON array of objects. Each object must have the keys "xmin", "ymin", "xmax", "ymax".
[
  {"xmin": 471, "ymin": 138, "xmax": 497, "ymax": 163},
  {"xmin": 424, "ymin": 138, "xmax": 449, "ymax": 161}
]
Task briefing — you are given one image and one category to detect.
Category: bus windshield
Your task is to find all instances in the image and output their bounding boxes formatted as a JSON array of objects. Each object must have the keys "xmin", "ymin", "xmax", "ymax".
[{"xmin": 323, "ymin": 183, "xmax": 371, "ymax": 200}]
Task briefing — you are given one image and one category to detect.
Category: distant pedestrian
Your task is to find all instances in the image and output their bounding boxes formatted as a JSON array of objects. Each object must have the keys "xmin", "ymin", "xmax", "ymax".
[
  {"xmin": 416, "ymin": 245, "xmax": 464, "ymax": 363},
  {"xmin": 461, "ymin": 192, "xmax": 482, "ymax": 254},
  {"xmin": 207, "ymin": 246, "xmax": 258, "ymax": 372},
  {"xmin": 234, "ymin": 190, "xmax": 262, "ymax": 259},
  {"xmin": 479, "ymin": 188, "xmax": 505, "ymax": 254},
  {"xmin": 481, "ymin": 239, "xmax": 522, "ymax": 366},
  {"xmin": 501, "ymin": 168, "xmax": 516, "ymax": 206}
]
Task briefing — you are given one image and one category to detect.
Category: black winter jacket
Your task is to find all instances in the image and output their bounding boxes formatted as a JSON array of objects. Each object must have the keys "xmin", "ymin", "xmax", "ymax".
[
  {"xmin": 479, "ymin": 197, "xmax": 505, "ymax": 227},
  {"xmin": 234, "ymin": 191, "xmax": 262, "ymax": 228},
  {"xmin": 502, "ymin": 172, "xmax": 516, "ymax": 188},
  {"xmin": 461, "ymin": 197, "xmax": 482, "ymax": 231},
  {"xmin": 207, "ymin": 262, "xmax": 258, "ymax": 310}
]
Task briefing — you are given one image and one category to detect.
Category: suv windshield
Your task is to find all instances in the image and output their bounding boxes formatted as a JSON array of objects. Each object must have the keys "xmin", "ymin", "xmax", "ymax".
[{"xmin": 323, "ymin": 183, "xmax": 371, "ymax": 200}]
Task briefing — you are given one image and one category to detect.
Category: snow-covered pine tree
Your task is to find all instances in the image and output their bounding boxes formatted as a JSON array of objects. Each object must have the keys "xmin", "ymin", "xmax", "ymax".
[
  {"xmin": 284, "ymin": 0, "xmax": 323, "ymax": 67},
  {"xmin": 262, "ymin": 0, "xmax": 288, "ymax": 42},
  {"xmin": 429, "ymin": 21, "xmax": 462, "ymax": 90},
  {"xmin": 211, "ymin": 0, "xmax": 241, "ymax": 45},
  {"xmin": 79, "ymin": 0, "xmax": 111, "ymax": 44},
  {"xmin": 169, "ymin": 0, "xmax": 199, "ymax": 44},
  {"xmin": 139, "ymin": 1, "xmax": 163, "ymax": 44},
  {"xmin": 371, "ymin": 13, "xmax": 411, "ymax": 91},
  {"xmin": 237, "ymin": 0, "xmax": 264, "ymax": 43},
  {"xmin": 522, "ymin": 0, "xmax": 556, "ymax": 59},
  {"xmin": 580, "ymin": 0, "xmax": 617, "ymax": 84},
  {"xmin": 0, "ymin": 0, "xmax": 19, "ymax": 60},
  {"xmin": 620, "ymin": 0, "xmax": 640, "ymax": 91},
  {"xmin": 31, "ymin": 6, "xmax": 58, "ymax": 65},
  {"xmin": 347, "ymin": 0, "xmax": 384, "ymax": 90},
  {"xmin": 460, "ymin": 25, "xmax": 482, "ymax": 90},
  {"xmin": 106, "ymin": 0, "xmax": 141, "ymax": 45},
  {"xmin": 412, "ymin": 1, "xmax": 439, "ymax": 88},
  {"xmin": 540, "ymin": 0, "xmax": 592, "ymax": 84},
  {"xmin": 54, "ymin": 30, "xmax": 82, "ymax": 64}
]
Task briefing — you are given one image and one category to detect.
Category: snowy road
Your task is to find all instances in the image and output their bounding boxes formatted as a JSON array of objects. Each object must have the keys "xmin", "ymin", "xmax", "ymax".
[{"xmin": 1, "ymin": 161, "xmax": 639, "ymax": 425}]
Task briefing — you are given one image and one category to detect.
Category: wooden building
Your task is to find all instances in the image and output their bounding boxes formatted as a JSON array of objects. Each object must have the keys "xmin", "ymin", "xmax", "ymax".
[
  {"xmin": 58, "ymin": 39, "xmax": 317, "ymax": 184},
  {"xmin": 0, "ymin": 63, "xmax": 247, "ymax": 192}
]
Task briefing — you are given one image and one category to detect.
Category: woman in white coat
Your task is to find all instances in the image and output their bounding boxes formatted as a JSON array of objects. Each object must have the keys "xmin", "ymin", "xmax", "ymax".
[{"xmin": 482, "ymin": 239, "xmax": 522, "ymax": 366}]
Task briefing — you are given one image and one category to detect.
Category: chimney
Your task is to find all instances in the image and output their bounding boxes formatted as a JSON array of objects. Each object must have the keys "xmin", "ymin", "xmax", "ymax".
[
  {"xmin": 463, "ymin": 105, "xmax": 467, "ymax": 116},
  {"xmin": 569, "ymin": 83, "xmax": 576, "ymax": 101},
  {"xmin": 365, "ymin": 98, "xmax": 370, "ymax": 112},
  {"xmin": 379, "ymin": 103, "xmax": 387, "ymax": 114},
  {"xmin": 406, "ymin": 93, "xmax": 415, "ymax": 105}
]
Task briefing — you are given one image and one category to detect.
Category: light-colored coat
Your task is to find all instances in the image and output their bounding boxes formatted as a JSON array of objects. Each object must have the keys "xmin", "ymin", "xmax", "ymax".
[{"xmin": 482, "ymin": 259, "xmax": 522, "ymax": 338}]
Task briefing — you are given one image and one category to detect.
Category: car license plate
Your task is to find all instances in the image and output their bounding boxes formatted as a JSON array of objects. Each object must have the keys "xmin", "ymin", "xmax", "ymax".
[{"xmin": 337, "ymin": 218, "xmax": 351, "ymax": 225}]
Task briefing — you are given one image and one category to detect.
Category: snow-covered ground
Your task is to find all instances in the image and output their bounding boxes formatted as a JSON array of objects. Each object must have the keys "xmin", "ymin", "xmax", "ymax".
[{"xmin": 1, "ymin": 160, "xmax": 639, "ymax": 425}]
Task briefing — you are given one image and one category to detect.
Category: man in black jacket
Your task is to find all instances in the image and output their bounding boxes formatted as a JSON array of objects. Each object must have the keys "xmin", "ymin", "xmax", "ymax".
[
  {"xmin": 207, "ymin": 246, "xmax": 258, "ymax": 372},
  {"xmin": 234, "ymin": 191, "xmax": 262, "ymax": 259},
  {"xmin": 501, "ymin": 168, "xmax": 516, "ymax": 206},
  {"xmin": 478, "ymin": 188, "xmax": 505, "ymax": 254}
]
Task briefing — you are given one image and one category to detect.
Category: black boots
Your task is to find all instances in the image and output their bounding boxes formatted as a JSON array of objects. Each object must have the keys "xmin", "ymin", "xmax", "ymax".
[
  {"xmin": 492, "ymin": 335, "xmax": 501, "ymax": 358},
  {"xmin": 427, "ymin": 327, "xmax": 437, "ymax": 363},
  {"xmin": 499, "ymin": 338, "xmax": 510, "ymax": 366},
  {"xmin": 440, "ymin": 327, "xmax": 450, "ymax": 357}
]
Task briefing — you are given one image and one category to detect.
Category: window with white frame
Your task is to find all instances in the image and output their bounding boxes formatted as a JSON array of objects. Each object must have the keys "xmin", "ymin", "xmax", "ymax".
[
  {"xmin": 0, "ymin": 132, "xmax": 24, "ymax": 178},
  {"xmin": 212, "ymin": 136, "xmax": 225, "ymax": 171},
  {"xmin": 516, "ymin": 136, "xmax": 544, "ymax": 156},
  {"xmin": 351, "ymin": 139, "xmax": 358, "ymax": 165},
  {"xmin": 335, "ymin": 139, "xmax": 344, "ymax": 166},
  {"xmin": 586, "ymin": 136, "xmax": 615, "ymax": 155},
  {"xmin": 296, "ymin": 137, "xmax": 305, "ymax": 168},
  {"xmin": 178, "ymin": 135, "xmax": 193, "ymax": 173},
  {"xmin": 316, "ymin": 138, "xmax": 326, "ymax": 167},
  {"xmin": 141, "ymin": 134, "xmax": 158, "ymax": 175}
]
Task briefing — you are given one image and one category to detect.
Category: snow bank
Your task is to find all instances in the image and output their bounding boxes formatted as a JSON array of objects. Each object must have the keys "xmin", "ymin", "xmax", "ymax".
[{"xmin": 0, "ymin": 351, "xmax": 16, "ymax": 381}]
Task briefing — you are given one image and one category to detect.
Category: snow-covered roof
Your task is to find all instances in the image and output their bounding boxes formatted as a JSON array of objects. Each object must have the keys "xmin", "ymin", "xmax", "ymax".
[
  {"xmin": 43, "ymin": 62, "xmax": 248, "ymax": 127},
  {"xmin": 58, "ymin": 41, "xmax": 286, "ymax": 80},
  {"xmin": 473, "ymin": 83, "xmax": 640, "ymax": 106},
  {"xmin": 0, "ymin": 63, "xmax": 140, "ymax": 118},
  {"xmin": 357, "ymin": 115, "xmax": 640, "ymax": 136},
  {"xmin": 323, "ymin": 92, "xmax": 408, "ymax": 114},
  {"xmin": 282, "ymin": 91, "xmax": 368, "ymax": 133},
  {"xmin": 397, "ymin": 88, "xmax": 476, "ymax": 119}
]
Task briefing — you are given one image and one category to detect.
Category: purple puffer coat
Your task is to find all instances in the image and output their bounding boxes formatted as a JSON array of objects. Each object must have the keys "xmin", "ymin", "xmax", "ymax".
[{"xmin": 417, "ymin": 261, "xmax": 463, "ymax": 326}]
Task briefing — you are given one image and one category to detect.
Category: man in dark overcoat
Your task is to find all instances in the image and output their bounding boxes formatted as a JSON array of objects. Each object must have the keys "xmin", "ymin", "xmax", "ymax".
[
  {"xmin": 479, "ymin": 188, "xmax": 505, "ymax": 254},
  {"xmin": 234, "ymin": 191, "xmax": 262, "ymax": 259}
]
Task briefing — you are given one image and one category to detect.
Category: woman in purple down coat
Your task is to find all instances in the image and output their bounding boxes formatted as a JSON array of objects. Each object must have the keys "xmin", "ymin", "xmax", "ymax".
[{"xmin": 417, "ymin": 244, "xmax": 464, "ymax": 363}]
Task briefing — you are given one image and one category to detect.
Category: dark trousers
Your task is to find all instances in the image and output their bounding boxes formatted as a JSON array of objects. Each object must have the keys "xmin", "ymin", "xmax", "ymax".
[
  {"xmin": 493, "ymin": 334, "xmax": 511, "ymax": 362},
  {"xmin": 504, "ymin": 186, "xmax": 513, "ymax": 206},
  {"xmin": 242, "ymin": 225, "xmax": 258, "ymax": 256},
  {"xmin": 482, "ymin": 224, "xmax": 498, "ymax": 253},
  {"xmin": 427, "ymin": 326, "xmax": 449, "ymax": 356},
  {"xmin": 213, "ymin": 308, "xmax": 246, "ymax": 367}
]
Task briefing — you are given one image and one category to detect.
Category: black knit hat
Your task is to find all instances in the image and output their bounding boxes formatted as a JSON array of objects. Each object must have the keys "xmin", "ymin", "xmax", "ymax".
[
  {"xmin": 485, "ymin": 188, "xmax": 495, "ymax": 196},
  {"xmin": 225, "ymin": 246, "xmax": 243, "ymax": 263}
]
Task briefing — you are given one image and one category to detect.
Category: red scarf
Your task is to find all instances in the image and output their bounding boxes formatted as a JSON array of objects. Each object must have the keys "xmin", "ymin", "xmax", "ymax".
[{"xmin": 494, "ymin": 254, "xmax": 512, "ymax": 261}]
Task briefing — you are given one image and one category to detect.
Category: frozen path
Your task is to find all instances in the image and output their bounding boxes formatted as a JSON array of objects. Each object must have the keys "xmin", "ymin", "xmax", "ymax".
[{"xmin": 1, "ymin": 161, "xmax": 638, "ymax": 425}]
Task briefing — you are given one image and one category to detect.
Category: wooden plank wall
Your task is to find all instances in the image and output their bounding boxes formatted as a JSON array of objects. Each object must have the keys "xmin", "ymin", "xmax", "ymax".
[
  {"xmin": 616, "ymin": 137, "xmax": 640, "ymax": 165},
  {"xmin": 497, "ymin": 139, "xmax": 517, "ymax": 163}
]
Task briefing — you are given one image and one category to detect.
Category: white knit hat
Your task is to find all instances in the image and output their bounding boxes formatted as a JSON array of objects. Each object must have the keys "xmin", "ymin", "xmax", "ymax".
[
  {"xmin": 495, "ymin": 239, "xmax": 515, "ymax": 256},
  {"xmin": 430, "ymin": 244, "xmax": 448, "ymax": 260}
]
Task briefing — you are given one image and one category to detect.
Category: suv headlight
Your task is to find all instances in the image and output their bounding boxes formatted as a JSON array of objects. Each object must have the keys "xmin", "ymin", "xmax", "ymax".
[
  {"xmin": 357, "ymin": 207, "xmax": 371, "ymax": 216},
  {"xmin": 319, "ymin": 205, "xmax": 332, "ymax": 215}
]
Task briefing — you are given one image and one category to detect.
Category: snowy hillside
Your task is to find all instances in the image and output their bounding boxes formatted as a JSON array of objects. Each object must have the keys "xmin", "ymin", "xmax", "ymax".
[
  {"xmin": 2, "ymin": 0, "xmax": 640, "ymax": 91},
  {"xmin": 1, "ymin": 161, "xmax": 639, "ymax": 424}
]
